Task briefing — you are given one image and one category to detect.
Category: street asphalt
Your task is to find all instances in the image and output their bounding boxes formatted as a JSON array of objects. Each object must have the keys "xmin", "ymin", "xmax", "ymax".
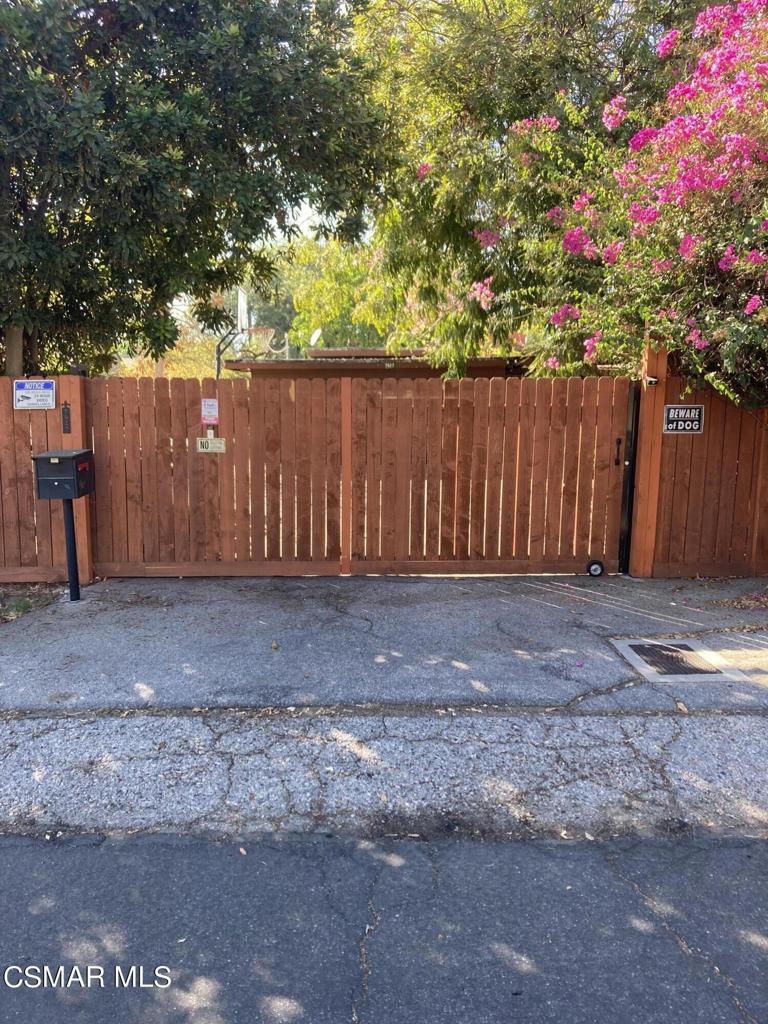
[{"xmin": 0, "ymin": 834, "xmax": 764, "ymax": 1024}]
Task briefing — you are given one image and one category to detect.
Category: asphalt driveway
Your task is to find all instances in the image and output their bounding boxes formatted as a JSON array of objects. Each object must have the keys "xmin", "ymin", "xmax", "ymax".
[{"xmin": 0, "ymin": 575, "xmax": 766, "ymax": 712}]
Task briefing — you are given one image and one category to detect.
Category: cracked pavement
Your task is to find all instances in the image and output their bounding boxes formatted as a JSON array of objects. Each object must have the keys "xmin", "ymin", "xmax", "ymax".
[
  {"xmin": 0, "ymin": 834, "xmax": 765, "ymax": 1024},
  {"xmin": 0, "ymin": 575, "xmax": 766, "ymax": 838}
]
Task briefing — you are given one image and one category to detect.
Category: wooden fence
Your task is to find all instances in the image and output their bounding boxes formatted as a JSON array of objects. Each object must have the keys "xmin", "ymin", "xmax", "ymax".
[
  {"xmin": 0, "ymin": 363, "xmax": 766, "ymax": 582},
  {"xmin": 630, "ymin": 349, "xmax": 768, "ymax": 578}
]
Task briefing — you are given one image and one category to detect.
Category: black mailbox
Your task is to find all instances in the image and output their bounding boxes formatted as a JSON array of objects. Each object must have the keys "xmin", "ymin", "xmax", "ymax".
[{"xmin": 33, "ymin": 449, "xmax": 95, "ymax": 501}]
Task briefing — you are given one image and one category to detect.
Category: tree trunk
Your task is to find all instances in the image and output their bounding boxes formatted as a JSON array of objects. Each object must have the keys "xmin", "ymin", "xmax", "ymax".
[{"xmin": 3, "ymin": 325, "xmax": 24, "ymax": 376}]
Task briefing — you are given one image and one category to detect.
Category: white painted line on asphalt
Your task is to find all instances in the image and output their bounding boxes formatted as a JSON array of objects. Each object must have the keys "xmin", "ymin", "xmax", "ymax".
[
  {"xmin": 544, "ymin": 581, "xmax": 713, "ymax": 628},
  {"xmin": 520, "ymin": 581, "xmax": 701, "ymax": 628}
]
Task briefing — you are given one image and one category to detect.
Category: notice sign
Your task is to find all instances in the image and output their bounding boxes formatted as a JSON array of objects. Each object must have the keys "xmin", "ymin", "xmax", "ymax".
[
  {"xmin": 663, "ymin": 404, "xmax": 705, "ymax": 434},
  {"xmin": 196, "ymin": 437, "xmax": 226, "ymax": 453},
  {"xmin": 13, "ymin": 379, "xmax": 56, "ymax": 410},
  {"xmin": 201, "ymin": 398, "xmax": 219, "ymax": 425}
]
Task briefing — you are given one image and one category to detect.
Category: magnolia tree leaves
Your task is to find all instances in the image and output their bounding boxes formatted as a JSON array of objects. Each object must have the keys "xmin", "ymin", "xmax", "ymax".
[{"xmin": 0, "ymin": 0, "xmax": 388, "ymax": 372}]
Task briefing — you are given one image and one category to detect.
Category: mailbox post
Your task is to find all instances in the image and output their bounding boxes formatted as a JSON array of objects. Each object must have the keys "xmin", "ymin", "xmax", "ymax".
[{"xmin": 32, "ymin": 449, "xmax": 95, "ymax": 601}]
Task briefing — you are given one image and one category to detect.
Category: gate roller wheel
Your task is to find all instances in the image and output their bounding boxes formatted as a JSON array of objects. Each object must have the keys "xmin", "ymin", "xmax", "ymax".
[{"xmin": 586, "ymin": 560, "xmax": 605, "ymax": 577}]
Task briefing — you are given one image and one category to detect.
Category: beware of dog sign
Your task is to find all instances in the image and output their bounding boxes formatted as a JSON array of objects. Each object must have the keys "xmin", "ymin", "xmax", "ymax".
[{"xmin": 663, "ymin": 404, "xmax": 704, "ymax": 434}]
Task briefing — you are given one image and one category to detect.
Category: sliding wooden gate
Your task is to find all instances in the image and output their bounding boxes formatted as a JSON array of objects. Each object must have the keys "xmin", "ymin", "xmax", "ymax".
[
  {"xmin": 1, "ymin": 372, "xmax": 633, "ymax": 579},
  {"xmin": 349, "ymin": 376, "xmax": 630, "ymax": 573}
]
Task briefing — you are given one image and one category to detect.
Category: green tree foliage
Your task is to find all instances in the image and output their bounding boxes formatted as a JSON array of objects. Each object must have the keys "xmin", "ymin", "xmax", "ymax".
[
  {"xmin": 357, "ymin": 0, "xmax": 700, "ymax": 372},
  {"xmin": 283, "ymin": 237, "xmax": 394, "ymax": 348},
  {"xmin": 0, "ymin": 0, "xmax": 387, "ymax": 375}
]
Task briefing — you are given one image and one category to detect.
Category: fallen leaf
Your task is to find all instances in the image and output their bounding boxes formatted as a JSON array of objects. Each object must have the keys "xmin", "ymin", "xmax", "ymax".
[
  {"xmin": 675, "ymin": 700, "xmax": 690, "ymax": 714},
  {"xmin": 239, "ymin": 847, "xmax": 247, "ymax": 856}
]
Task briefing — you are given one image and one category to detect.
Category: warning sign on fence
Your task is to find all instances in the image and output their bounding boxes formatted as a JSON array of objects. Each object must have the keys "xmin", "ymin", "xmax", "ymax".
[
  {"xmin": 13, "ymin": 379, "xmax": 56, "ymax": 410},
  {"xmin": 663, "ymin": 404, "xmax": 705, "ymax": 434}
]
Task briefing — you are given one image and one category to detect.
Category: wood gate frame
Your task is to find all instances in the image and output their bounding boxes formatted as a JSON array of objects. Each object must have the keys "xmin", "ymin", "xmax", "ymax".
[{"xmin": 2, "ymin": 354, "xmax": 765, "ymax": 584}]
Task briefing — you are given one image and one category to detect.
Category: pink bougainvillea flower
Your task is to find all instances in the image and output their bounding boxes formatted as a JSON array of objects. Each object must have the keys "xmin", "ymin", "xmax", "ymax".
[
  {"xmin": 572, "ymin": 191, "xmax": 595, "ymax": 212},
  {"xmin": 747, "ymin": 249, "xmax": 766, "ymax": 265},
  {"xmin": 652, "ymin": 258, "xmax": 674, "ymax": 274},
  {"xmin": 549, "ymin": 303, "xmax": 580, "ymax": 327},
  {"xmin": 679, "ymin": 234, "xmax": 702, "ymax": 260},
  {"xmin": 562, "ymin": 226, "xmax": 593, "ymax": 255},
  {"xmin": 745, "ymin": 294, "xmax": 763, "ymax": 315},
  {"xmin": 718, "ymin": 245, "xmax": 738, "ymax": 271},
  {"xmin": 602, "ymin": 241, "xmax": 625, "ymax": 265},
  {"xmin": 467, "ymin": 277, "xmax": 495, "ymax": 311},
  {"xmin": 472, "ymin": 228, "xmax": 501, "ymax": 249},
  {"xmin": 602, "ymin": 95, "xmax": 628, "ymax": 132},
  {"xmin": 583, "ymin": 331, "xmax": 602, "ymax": 361},
  {"xmin": 628, "ymin": 127, "xmax": 660, "ymax": 152},
  {"xmin": 544, "ymin": 356, "xmax": 561, "ymax": 369},
  {"xmin": 546, "ymin": 206, "xmax": 565, "ymax": 225},
  {"xmin": 656, "ymin": 28, "xmax": 681, "ymax": 59},
  {"xmin": 416, "ymin": 162, "xmax": 433, "ymax": 180}
]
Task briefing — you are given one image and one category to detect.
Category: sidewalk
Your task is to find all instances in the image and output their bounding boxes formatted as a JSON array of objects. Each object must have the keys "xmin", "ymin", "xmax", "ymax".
[{"xmin": 0, "ymin": 575, "xmax": 766, "ymax": 839}]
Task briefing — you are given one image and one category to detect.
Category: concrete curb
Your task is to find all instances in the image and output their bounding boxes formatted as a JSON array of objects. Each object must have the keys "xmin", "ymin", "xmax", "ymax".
[{"xmin": 1, "ymin": 708, "xmax": 766, "ymax": 839}]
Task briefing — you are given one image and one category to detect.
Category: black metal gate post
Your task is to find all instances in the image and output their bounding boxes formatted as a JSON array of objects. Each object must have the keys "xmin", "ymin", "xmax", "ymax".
[{"xmin": 618, "ymin": 381, "xmax": 642, "ymax": 574}]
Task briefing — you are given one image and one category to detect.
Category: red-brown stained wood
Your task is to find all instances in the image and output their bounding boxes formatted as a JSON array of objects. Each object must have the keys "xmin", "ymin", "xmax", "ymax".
[
  {"xmin": 729, "ymin": 408, "xmax": 758, "ymax": 566},
  {"xmin": 394, "ymin": 379, "xmax": 413, "ymax": 560},
  {"xmin": 439, "ymin": 381, "xmax": 459, "ymax": 558},
  {"xmin": 379, "ymin": 378, "xmax": 399, "ymax": 561},
  {"xmin": 232, "ymin": 378, "xmax": 251, "ymax": 561},
  {"xmin": 185, "ymin": 379, "xmax": 206, "ymax": 563},
  {"xmin": 654, "ymin": 377, "xmax": 681, "ymax": 567},
  {"xmin": 697, "ymin": 391, "xmax": 726, "ymax": 563},
  {"xmin": 279, "ymin": 379, "xmax": 297, "ymax": 561},
  {"xmin": 154, "ymin": 379, "xmax": 175, "ymax": 563},
  {"xmin": 544, "ymin": 378, "xmax": 568, "ymax": 560},
  {"xmin": 499, "ymin": 379, "xmax": 521, "ymax": 560},
  {"xmin": 574, "ymin": 378, "xmax": 598, "ymax": 561},
  {"xmin": 138, "ymin": 378, "xmax": 159, "ymax": 563},
  {"xmin": 106, "ymin": 378, "xmax": 128, "ymax": 564},
  {"xmin": 326, "ymin": 377, "xmax": 342, "ymax": 562},
  {"xmin": 681, "ymin": 389, "xmax": 709, "ymax": 568},
  {"xmin": 170, "ymin": 378, "xmax": 190, "ymax": 562},
  {"xmin": 200, "ymin": 378, "xmax": 221, "ymax": 562},
  {"xmin": 514, "ymin": 379, "xmax": 536, "ymax": 559},
  {"xmin": 424, "ymin": 378, "xmax": 443, "ymax": 560},
  {"xmin": 528, "ymin": 380, "xmax": 552, "ymax": 564},
  {"xmin": 0, "ymin": 377, "xmax": 20, "ymax": 568},
  {"xmin": 248, "ymin": 378, "xmax": 266, "ymax": 561},
  {"xmin": 409, "ymin": 379, "xmax": 428, "ymax": 559},
  {"xmin": 218, "ymin": 380, "xmax": 236, "ymax": 562},
  {"xmin": 12, "ymin": 404, "xmax": 36, "ymax": 565},
  {"xmin": 667, "ymin": 388, "xmax": 700, "ymax": 566},
  {"xmin": 714, "ymin": 400, "xmax": 743, "ymax": 565},
  {"xmin": 366, "ymin": 381, "xmax": 383, "ymax": 559},
  {"xmin": 484, "ymin": 378, "xmax": 506, "ymax": 560},
  {"xmin": 350, "ymin": 378, "xmax": 368, "ymax": 560},
  {"xmin": 559, "ymin": 378, "xmax": 583, "ymax": 559},
  {"xmin": 264, "ymin": 379, "xmax": 282, "ymax": 561},
  {"xmin": 310, "ymin": 379, "xmax": 327, "ymax": 559},
  {"xmin": 454, "ymin": 379, "xmax": 475, "ymax": 560},
  {"xmin": 469, "ymin": 378, "xmax": 490, "ymax": 559},
  {"xmin": 753, "ymin": 414, "xmax": 768, "ymax": 566},
  {"xmin": 31, "ymin": 380, "xmax": 55, "ymax": 567},
  {"xmin": 294, "ymin": 379, "xmax": 312, "ymax": 562},
  {"xmin": 45, "ymin": 386, "xmax": 67, "ymax": 567},
  {"xmin": 589, "ymin": 377, "xmax": 615, "ymax": 559},
  {"xmin": 122, "ymin": 378, "xmax": 144, "ymax": 564},
  {"xmin": 605, "ymin": 377, "xmax": 630, "ymax": 562},
  {"xmin": 340, "ymin": 377, "xmax": 353, "ymax": 573}
]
